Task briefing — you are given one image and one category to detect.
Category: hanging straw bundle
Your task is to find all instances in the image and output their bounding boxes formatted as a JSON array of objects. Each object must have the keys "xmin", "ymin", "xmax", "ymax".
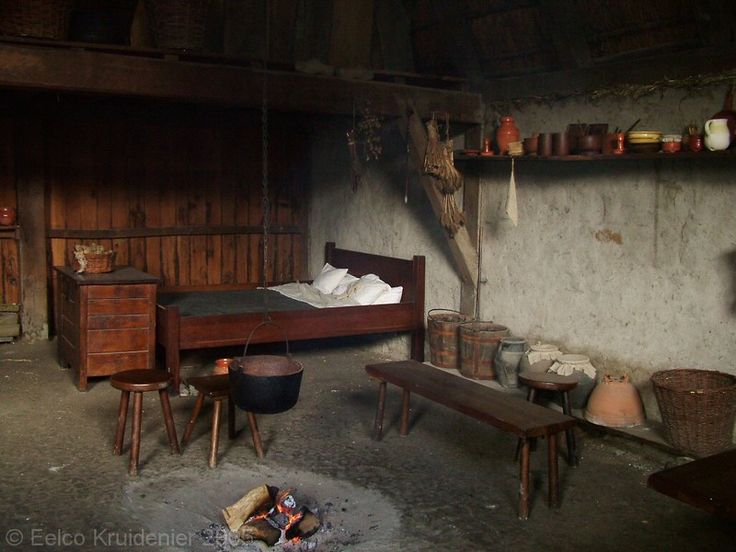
[{"xmin": 423, "ymin": 114, "xmax": 464, "ymax": 236}]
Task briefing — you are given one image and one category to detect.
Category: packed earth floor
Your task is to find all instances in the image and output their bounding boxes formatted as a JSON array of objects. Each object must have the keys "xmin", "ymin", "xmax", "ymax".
[{"xmin": 1, "ymin": 338, "xmax": 734, "ymax": 551}]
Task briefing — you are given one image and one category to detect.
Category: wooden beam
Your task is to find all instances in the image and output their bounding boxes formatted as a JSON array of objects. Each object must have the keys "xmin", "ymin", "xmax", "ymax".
[
  {"xmin": 407, "ymin": 109, "xmax": 478, "ymax": 287},
  {"xmin": 485, "ymin": 45, "xmax": 736, "ymax": 102},
  {"xmin": 459, "ymin": 165, "xmax": 481, "ymax": 317},
  {"xmin": 0, "ymin": 42, "xmax": 483, "ymax": 123},
  {"xmin": 16, "ymin": 122, "xmax": 48, "ymax": 340},
  {"xmin": 47, "ymin": 225, "xmax": 303, "ymax": 239}
]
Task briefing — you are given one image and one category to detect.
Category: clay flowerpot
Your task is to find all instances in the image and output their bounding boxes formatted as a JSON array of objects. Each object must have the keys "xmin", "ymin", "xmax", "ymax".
[{"xmin": 585, "ymin": 374, "xmax": 645, "ymax": 428}]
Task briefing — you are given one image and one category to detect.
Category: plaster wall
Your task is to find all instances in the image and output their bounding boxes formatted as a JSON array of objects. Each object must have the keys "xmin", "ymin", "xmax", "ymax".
[{"xmin": 307, "ymin": 86, "xmax": 736, "ymax": 419}]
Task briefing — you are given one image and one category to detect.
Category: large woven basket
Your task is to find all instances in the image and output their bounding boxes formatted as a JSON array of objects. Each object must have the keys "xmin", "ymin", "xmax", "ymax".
[
  {"xmin": 0, "ymin": 0, "xmax": 73, "ymax": 40},
  {"xmin": 144, "ymin": 0, "xmax": 212, "ymax": 51},
  {"xmin": 651, "ymin": 368, "xmax": 736, "ymax": 457}
]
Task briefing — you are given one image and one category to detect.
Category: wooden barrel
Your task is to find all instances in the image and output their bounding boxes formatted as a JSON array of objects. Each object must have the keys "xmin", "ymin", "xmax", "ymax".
[
  {"xmin": 459, "ymin": 322, "xmax": 509, "ymax": 380},
  {"xmin": 427, "ymin": 309, "xmax": 473, "ymax": 369}
]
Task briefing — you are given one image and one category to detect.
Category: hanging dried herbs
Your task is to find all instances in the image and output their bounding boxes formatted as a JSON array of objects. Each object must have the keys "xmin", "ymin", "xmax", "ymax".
[{"xmin": 423, "ymin": 113, "xmax": 464, "ymax": 236}]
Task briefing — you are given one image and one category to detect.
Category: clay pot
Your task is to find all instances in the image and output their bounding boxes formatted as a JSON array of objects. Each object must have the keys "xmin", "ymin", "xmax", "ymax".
[
  {"xmin": 0, "ymin": 207, "xmax": 16, "ymax": 226},
  {"xmin": 585, "ymin": 374, "xmax": 645, "ymax": 428},
  {"xmin": 213, "ymin": 357, "xmax": 233, "ymax": 375},
  {"xmin": 496, "ymin": 116, "xmax": 520, "ymax": 155}
]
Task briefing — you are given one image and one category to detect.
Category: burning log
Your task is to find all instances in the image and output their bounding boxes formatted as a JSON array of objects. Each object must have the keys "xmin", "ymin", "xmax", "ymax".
[
  {"xmin": 222, "ymin": 484, "xmax": 273, "ymax": 531},
  {"xmin": 224, "ymin": 485, "xmax": 322, "ymax": 547}
]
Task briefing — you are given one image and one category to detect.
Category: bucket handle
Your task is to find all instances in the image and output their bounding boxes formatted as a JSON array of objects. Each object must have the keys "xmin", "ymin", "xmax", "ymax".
[
  {"xmin": 428, "ymin": 308, "xmax": 469, "ymax": 319},
  {"xmin": 242, "ymin": 321, "xmax": 291, "ymax": 358}
]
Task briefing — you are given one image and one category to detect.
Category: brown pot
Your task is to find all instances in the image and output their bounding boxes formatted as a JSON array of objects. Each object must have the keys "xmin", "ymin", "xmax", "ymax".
[{"xmin": 585, "ymin": 374, "xmax": 645, "ymax": 428}]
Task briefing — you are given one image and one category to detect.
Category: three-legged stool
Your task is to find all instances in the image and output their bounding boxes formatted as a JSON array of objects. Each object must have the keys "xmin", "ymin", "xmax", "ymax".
[
  {"xmin": 180, "ymin": 374, "xmax": 263, "ymax": 466},
  {"xmin": 517, "ymin": 371, "xmax": 579, "ymax": 466},
  {"xmin": 111, "ymin": 369, "xmax": 180, "ymax": 476}
]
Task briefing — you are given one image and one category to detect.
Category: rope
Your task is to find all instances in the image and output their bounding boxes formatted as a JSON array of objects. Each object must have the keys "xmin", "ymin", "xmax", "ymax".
[{"xmin": 260, "ymin": 0, "xmax": 270, "ymax": 289}]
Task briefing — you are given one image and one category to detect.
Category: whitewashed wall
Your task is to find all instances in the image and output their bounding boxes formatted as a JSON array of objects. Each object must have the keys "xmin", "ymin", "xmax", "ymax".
[{"xmin": 307, "ymin": 85, "xmax": 736, "ymax": 417}]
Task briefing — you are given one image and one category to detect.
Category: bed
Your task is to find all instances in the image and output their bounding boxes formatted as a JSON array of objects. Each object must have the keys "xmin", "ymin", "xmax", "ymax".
[{"xmin": 156, "ymin": 243, "xmax": 426, "ymax": 389}]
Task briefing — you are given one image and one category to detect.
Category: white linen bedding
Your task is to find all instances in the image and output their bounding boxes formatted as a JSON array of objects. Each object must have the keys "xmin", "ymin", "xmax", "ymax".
[{"xmin": 267, "ymin": 282, "xmax": 361, "ymax": 308}]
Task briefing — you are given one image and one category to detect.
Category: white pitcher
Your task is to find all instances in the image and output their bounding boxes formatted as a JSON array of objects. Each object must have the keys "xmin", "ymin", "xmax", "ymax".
[{"xmin": 704, "ymin": 118, "xmax": 731, "ymax": 151}]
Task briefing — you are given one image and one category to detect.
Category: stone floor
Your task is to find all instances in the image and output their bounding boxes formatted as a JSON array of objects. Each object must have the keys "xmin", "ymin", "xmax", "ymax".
[{"xmin": 1, "ymin": 338, "xmax": 734, "ymax": 551}]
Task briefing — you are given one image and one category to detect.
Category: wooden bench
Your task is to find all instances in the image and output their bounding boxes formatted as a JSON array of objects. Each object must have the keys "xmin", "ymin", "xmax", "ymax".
[
  {"xmin": 365, "ymin": 360, "xmax": 577, "ymax": 519},
  {"xmin": 647, "ymin": 449, "xmax": 736, "ymax": 520}
]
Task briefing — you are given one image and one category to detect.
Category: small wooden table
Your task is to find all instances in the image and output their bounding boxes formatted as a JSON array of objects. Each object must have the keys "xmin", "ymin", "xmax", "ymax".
[
  {"xmin": 647, "ymin": 449, "xmax": 736, "ymax": 520},
  {"xmin": 366, "ymin": 360, "xmax": 577, "ymax": 519}
]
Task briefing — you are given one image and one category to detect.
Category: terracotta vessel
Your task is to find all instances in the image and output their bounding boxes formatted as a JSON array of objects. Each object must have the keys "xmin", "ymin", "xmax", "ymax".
[
  {"xmin": 0, "ymin": 207, "xmax": 16, "ymax": 226},
  {"xmin": 496, "ymin": 116, "xmax": 520, "ymax": 155},
  {"xmin": 213, "ymin": 358, "xmax": 233, "ymax": 375},
  {"xmin": 585, "ymin": 374, "xmax": 645, "ymax": 428}
]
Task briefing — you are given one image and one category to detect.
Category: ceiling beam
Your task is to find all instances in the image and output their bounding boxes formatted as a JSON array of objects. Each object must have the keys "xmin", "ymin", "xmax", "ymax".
[
  {"xmin": 485, "ymin": 45, "xmax": 736, "ymax": 102},
  {"xmin": 0, "ymin": 41, "xmax": 483, "ymax": 123}
]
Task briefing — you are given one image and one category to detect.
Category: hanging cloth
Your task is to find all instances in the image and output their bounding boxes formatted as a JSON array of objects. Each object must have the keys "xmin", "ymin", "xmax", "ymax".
[
  {"xmin": 423, "ymin": 113, "xmax": 464, "ymax": 236},
  {"xmin": 505, "ymin": 158, "xmax": 518, "ymax": 226}
]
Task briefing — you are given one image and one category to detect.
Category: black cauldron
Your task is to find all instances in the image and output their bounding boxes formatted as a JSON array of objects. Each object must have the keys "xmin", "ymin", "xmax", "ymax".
[{"xmin": 229, "ymin": 322, "xmax": 303, "ymax": 414}]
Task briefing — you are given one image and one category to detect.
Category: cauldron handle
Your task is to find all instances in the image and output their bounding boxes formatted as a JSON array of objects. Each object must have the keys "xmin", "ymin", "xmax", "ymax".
[{"xmin": 242, "ymin": 321, "xmax": 291, "ymax": 358}]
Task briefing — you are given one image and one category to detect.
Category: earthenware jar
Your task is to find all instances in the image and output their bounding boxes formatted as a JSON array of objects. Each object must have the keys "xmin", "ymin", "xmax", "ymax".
[
  {"xmin": 585, "ymin": 374, "xmax": 645, "ymax": 428},
  {"xmin": 496, "ymin": 116, "xmax": 520, "ymax": 155},
  {"xmin": 548, "ymin": 354, "xmax": 597, "ymax": 409},
  {"xmin": 704, "ymin": 118, "xmax": 730, "ymax": 151},
  {"xmin": 494, "ymin": 336, "xmax": 528, "ymax": 388},
  {"xmin": 519, "ymin": 342, "xmax": 562, "ymax": 373}
]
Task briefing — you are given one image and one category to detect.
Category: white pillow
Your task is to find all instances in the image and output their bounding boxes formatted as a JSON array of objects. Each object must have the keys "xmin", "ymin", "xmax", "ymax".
[
  {"xmin": 373, "ymin": 286, "xmax": 403, "ymax": 305},
  {"xmin": 346, "ymin": 275, "xmax": 391, "ymax": 305},
  {"xmin": 312, "ymin": 263, "xmax": 348, "ymax": 294},
  {"xmin": 331, "ymin": 273, "xmax": 359, "ymax": 296}
]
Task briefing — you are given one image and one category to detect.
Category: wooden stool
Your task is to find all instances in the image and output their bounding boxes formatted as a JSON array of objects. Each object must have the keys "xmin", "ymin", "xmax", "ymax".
[
  {"xmin": 180, "ymin": 375, "xmax": 263, "ymax": 466},
  {"xmin": 111, "ymin": 369, "xmax": 180, "ymax": 476},
  {"xmin": 517, "ymin": 371, "xmax": 579, "ymax": 466}
]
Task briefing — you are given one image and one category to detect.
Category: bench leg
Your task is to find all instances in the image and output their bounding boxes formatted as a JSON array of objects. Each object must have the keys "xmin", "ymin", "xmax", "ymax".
[
  {"xmin": 113, "ymin": 390, "xmax": 130, "ymax": 455},
  {"xmin": 519, "ymin": 438, "xmax": 530, "ymax": 520},
  {"xmin": 209, "ymin": 399, "xmax": 222, "ymax": 468},
  {"xmin": 400, "ymin": 389, "xmax": 411, "ymax": 436},
  {"xmin": 561, "ymin": 391, "xmax": 578, "ymax": 466},
  {"xmin": 373, "ymin": 381, "xmax": 387, "ymax": 441},
  {"xmin": 515, "ymin": 388, "xmax": 539, "ymax": 461},
  {"xmin": 181, "ymin": 393, "xmax": 205, "ymax": 447},
  {"xmin": 548, "ymin": 433, "xmax": 559, "ymax": 507}
]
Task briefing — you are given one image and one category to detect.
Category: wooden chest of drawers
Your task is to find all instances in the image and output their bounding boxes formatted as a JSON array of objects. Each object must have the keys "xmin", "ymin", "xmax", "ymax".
[{"xmin": 55, "ymin": 266, "xmax": 159, "ymax": 391}]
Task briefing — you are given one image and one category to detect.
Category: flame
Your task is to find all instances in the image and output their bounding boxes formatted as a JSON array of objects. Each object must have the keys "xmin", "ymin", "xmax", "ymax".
[{"xmin": 245, "ymin": 489, "xmax": 305, "ymax": 546}]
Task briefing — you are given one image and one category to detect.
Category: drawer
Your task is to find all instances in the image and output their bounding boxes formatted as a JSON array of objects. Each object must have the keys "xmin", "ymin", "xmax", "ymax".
[
  {"xmin": 87, "ymin": 328, "xmax": 151, "ymax": 353},
  {"xmin": 87, "ymin": 284, "xmax": 154, "ymax": 299},
  {"xmin": 86, "ymin": 351, "xmax": 152, "ymax": 375},
  {"xmin": 87, "ymin": 314, "xmax": 151, "ymax": 330},
  {"xmin": 87, "ymin": 298, "xmax": 152, "ymax": 315}
]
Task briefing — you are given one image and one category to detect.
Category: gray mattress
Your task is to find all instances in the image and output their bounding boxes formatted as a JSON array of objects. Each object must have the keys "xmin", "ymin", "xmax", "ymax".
[{"xmin": 157, "ymin": 289, "xmax": 317, "ymax": 317}]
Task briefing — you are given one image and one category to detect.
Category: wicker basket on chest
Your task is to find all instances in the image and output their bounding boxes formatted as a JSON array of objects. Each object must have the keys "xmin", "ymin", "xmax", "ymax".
[{"xmin": 73, "ymin": 244, "xmax": 116, "ymax": 274}]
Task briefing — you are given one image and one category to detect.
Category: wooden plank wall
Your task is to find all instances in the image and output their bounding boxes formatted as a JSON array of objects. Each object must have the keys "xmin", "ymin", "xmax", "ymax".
[
  {"xmin": 0, "ymin": 116, "xmax": 20, "ymax": 306},
  {"xmin": 44, "ymin": 100, "xmax": 308, "ymax": 291}
]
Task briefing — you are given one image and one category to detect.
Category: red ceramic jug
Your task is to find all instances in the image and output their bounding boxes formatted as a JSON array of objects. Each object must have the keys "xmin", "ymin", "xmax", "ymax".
[{"xmin": 496, "ymin": 116, "xmax": 520, "ymax": 155}]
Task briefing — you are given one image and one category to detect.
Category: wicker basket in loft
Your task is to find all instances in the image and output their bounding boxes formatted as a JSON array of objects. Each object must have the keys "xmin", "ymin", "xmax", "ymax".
[
  {"xmin": 0, "ymin": 0, "xmax": 73, "ymax": 40},
  {"xmin": 144, "ymin": 0, "xmax": 212, "ymax": 51}
]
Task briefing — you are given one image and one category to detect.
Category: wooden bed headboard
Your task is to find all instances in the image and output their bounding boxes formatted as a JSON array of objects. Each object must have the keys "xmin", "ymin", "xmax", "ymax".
[{"xmin": 324, "ymin": 242, "xmax": 425, "ymax": 303}]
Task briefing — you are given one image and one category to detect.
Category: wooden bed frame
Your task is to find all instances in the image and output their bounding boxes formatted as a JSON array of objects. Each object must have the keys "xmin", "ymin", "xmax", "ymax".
[{"xmin": 156, "ymin": 242, "xmax": 426, "ymax": 389}]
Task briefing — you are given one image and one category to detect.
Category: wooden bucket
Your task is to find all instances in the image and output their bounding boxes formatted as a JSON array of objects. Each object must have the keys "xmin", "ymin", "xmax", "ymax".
[
  {"xmin": 459, "ymin": 322, "xmax": 509, "ymax": 380},
  {"xmin": 427, "ymin": 309, "xmax": 473, "ymax": 369}
]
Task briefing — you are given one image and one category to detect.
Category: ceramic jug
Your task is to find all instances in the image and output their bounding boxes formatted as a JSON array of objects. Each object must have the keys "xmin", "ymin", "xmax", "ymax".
[
  {"xmin": 494, "ymin": 337, "xmax": 527, "ymax": 388},
  {"xmin": 704, "ymin": 118, "xmax": 731, "ymax": 151},
  {"xmin": 496, "ymin": 116, "xmax": 520, "ymax": 155}
]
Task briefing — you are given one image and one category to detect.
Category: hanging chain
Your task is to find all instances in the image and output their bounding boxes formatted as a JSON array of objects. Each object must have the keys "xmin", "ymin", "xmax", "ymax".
[{"xmin": 260, "ymin": 0, "xmax": 271, "ymax": 289}]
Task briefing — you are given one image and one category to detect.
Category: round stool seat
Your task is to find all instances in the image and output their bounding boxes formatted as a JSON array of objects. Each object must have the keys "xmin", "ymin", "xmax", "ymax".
[
  {"xmin": 518, "ymin": 371, "xmax": 578, "ymax": 392},
  {"xmin": 111, "ymin": 369, "xmax": 171, "ymax": 393}
]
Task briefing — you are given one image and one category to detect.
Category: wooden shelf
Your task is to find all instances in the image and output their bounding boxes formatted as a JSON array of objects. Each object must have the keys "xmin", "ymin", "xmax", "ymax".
[
  {"xmin": 0, "ymin": 225, "xmax": 20, "ymax": 239},
  {"xmin": 456, "ymin": 150, "xmax": 736, "ymax": 162}
]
